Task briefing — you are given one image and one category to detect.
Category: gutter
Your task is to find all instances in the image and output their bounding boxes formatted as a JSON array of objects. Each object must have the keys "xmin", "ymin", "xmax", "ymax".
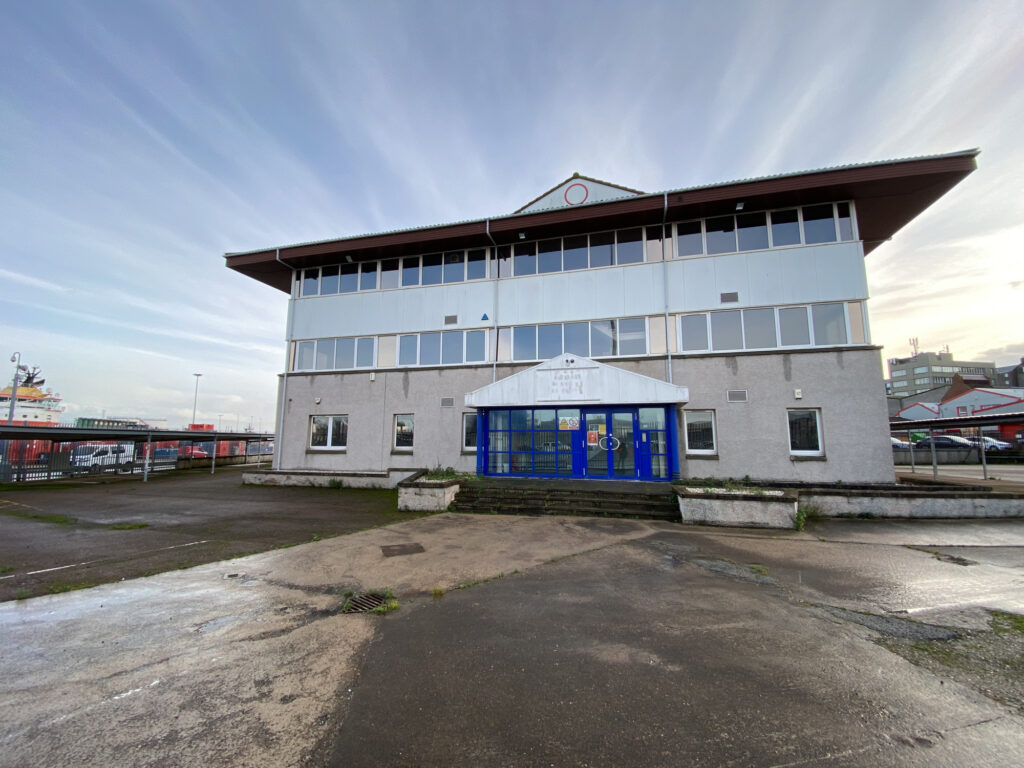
[{"xmin": 485, "ymin": 219, "xmax": 499, "ymax": 384}]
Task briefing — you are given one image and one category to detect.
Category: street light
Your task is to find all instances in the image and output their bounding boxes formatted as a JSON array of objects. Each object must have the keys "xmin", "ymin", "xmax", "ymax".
[
  {"xmin": 6, "ymin": 353, "xmax": 27, "ymax": 425},
  {"xmin": 191, "ymin": 373, "xmax": 202, "ymax": 427}
]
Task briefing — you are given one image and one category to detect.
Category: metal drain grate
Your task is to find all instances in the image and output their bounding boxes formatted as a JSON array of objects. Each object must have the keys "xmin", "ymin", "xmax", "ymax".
[{"xmin": 342, "ymin": 592, "xmax": 387, "ymax": 613}]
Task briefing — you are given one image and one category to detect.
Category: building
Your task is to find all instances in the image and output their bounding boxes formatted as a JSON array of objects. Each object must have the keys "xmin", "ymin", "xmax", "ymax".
[
  {"xmin": 894, "ymin": 375, "xmax": 1024, "ymax": 443},
  {"xmin": 227, "ymin": 150, "xmax": 978, "ymax": 485},
  {"xmin": 996, "ymin": 357, "xmax": 1024, "ymax": 388},
  {"xmin": 885, "ymin": 350, "xmax": 996, "ymax": 397}
]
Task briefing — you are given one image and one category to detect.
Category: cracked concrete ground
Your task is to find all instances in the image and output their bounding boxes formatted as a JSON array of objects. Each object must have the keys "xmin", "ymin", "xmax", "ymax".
[{"xmin": 1, "ymin": 481, "xmax": 1023, "ymax": 766}]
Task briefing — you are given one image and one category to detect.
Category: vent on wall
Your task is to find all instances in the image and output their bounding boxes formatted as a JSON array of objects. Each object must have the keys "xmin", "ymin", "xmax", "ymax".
[
  {"xmin": 726, "ymin": 390, "xmax": 748, "ymax": 403},
  {"xmin": 444, "ymin": 315, "xmax": 458, "ymax": 325},
  {"xmin": 720, "ymin": 292, "xmax": 739, "ymax": 303},
  {"xmin": 440, "ymin": 397, "xmax": 455, "ymax": 408}
]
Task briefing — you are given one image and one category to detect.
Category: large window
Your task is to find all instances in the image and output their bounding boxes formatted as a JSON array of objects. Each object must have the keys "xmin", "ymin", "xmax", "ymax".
[
  {"xmin": 684, "ymin": 411, "xmax": 716, "ymax": 454},
  {"xmin": 394, "ymin": 415, "xmax": 414, "ymax": 449},
  {"xmin": 486, "ymin": 408, "xmax": 577, "ymax": 476},
  {"xmin": 788, "ymin": 409, "xmax": 822, "ymax": 456},
  {"xmin": 310, "ymin": 415, "xmax": 348, "ymax": 450},
  {"xmin": 679, "ymin": 302, "xmax": 856, "ymax": 354}
]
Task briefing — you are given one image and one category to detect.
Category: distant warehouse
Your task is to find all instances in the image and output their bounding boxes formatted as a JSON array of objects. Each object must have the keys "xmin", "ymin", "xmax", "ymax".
[{"xmin": 227, "ymin": 150, "xmax": 978, "ymax": 484}]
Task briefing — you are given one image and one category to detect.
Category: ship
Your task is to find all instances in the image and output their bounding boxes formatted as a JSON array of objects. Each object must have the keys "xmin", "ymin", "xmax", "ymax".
[{"xmin": 1, "ymin": 366, "xmax": 65, "ymax": 426}]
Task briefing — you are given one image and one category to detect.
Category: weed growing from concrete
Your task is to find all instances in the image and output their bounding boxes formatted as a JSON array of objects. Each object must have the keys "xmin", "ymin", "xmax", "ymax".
[
  {"xmin": 108, "ymin": 522, "xmax": 149, "ymax": 530},
  {"xmin": 431, "ymin": 588, "xmax": 444, "ymax": 598},
  {"xmin": 749, "ymin": 564, "xmax": 769, "ymax": 576},
  {"xmin": 47, "ymin": 583, "xmax": 96, "ymax": 594},
  {"xmin": 0, "ymin": 509, "xmax": 76, "ymax": 525},
  {"xmin": 990, "ymin": 610, "xmax": 1024, "ymax": 636},
  {"xmin": 0, "ymin": 564, "xmax": 12, "ymax": 575},
  {"xmin": 14, "ymin": 589, "xmax": 31, "ymax": 600}
]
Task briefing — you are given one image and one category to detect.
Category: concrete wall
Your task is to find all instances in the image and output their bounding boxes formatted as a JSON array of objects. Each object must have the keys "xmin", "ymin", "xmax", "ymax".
[
  {"xmin": 275, "ymin": 347, "xmax": 895, "ymax": 484},
  {"xmin": 676, "ymin": 487, "xmax": 798, "ymax": 529},
  {"xmin": 803, "ymin": 491, "xmax": 1024, "ymax": 519}
]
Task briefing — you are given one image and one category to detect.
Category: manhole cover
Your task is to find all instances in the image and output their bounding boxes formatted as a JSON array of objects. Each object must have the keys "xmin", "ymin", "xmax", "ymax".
[
  {"xmin": 342, "ymin": 591, "xmax": 388, "ymax": 613},
  {"xmin": 381, "ymin": 543, "xmax": 425, "ymax": 557}
]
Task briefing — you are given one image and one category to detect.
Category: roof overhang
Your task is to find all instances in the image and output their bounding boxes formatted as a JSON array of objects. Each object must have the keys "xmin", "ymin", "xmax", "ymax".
[
  {"xmin": 227, "ymin": 150, "xmax": 980, "ymax": 293},
  {"xmin": 464, "ymin": 355, "xmax": 689, "ymax": 408}
]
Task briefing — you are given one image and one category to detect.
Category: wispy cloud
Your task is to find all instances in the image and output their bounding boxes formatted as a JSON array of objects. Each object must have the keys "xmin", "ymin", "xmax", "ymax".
[{"xmin": 0, "ymin": 268, "xmax": 70, "ymax": 294}]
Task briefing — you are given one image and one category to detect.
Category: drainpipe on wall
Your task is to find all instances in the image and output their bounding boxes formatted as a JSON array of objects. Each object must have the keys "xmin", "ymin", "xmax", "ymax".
[
  {"xmin": 661, "ymin": 192, "xmax": 673, "ymax": 384},
  {"xmin": 273, "ymin": 248, "xmax": 295, "ymax": 471},
  {"xmin": 486, "ymin": 219, "xmax": 499, "ymax": 384}
]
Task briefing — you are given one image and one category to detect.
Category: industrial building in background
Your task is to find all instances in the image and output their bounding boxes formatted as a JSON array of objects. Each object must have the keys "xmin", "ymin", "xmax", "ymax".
[
  {"xmin": 885, "ymin": 348, "xmax": 997, "ymax": 398},
  {"xmin": 227, "ymin": 150, "xmax": 978, "ymax": 485}
]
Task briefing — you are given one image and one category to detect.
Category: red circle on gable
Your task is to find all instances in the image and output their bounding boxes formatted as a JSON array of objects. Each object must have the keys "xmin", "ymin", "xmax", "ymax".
[{"xmin": 564, "ymin": 183, "xmax": 589, "ymax": 206}]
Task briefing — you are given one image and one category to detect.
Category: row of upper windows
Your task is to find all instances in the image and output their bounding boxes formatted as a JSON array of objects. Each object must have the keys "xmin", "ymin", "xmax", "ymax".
[
  {"xmin": 889, "ymin": 364, "xmax": 991, "ymax": 379},
  {"xmin": 291, "ymin": 301, "xmax": 866, "ymax": 372},
  {"xmin": 298, "ymin": 202, "xmax": 857, "ymax": 297}
]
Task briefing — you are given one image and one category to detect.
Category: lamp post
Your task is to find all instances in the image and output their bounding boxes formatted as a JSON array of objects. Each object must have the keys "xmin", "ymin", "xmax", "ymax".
[
  {"xmin": 191, "ymin": 373, "xmax": 202, "ymax": 427},
  {"xmin": 6, "ymin": 353, "xmax": 25, "ymax": 426}
]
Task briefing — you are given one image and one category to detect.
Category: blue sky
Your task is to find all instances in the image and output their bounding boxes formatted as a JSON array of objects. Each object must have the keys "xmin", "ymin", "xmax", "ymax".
[{"xmin": 2, "ymin": 0, "xmax": 1022, "ymax": 428}]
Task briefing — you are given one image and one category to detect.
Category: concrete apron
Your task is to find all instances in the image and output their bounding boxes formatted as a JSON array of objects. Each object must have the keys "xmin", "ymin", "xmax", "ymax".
[{"xmin": 0, "ymin": 513, "xmax": 657, "ymax": 768}]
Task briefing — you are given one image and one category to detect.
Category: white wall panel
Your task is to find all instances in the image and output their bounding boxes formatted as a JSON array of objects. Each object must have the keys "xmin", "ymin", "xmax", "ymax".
[{"xmin": 679, "ymin": 258, "xmax": 716, "ymax": 311}]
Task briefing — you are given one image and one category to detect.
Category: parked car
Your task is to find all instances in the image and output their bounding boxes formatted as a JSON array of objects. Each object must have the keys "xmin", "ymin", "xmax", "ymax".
[
  {"xmin": 913, "ymin": 435, "xmax": 973, "ymax": 450},
  {"xmin": 179, "ymin": 445, "xmax": 209, "ymax": 459},
  {"xmin": 965, "ymin": 436, "xmax": 1013, "ymax": 451},
  {"xmin": 890, "ymin": 437, "xmax": 911, "ymax": 449},
  {"xmin": 70, "ymin": 442, "xmax": 136, "ymax": 473}
]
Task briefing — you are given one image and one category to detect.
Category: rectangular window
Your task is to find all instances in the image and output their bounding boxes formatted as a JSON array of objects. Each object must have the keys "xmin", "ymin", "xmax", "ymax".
[
  {"xmin": 402, "ymin": 257, "xmax": 420, "ymax": 286},
  {"xmin": 914, "ymin": 377, "xmax": 930, "ymax": 385},
  {"xmin": 788, "ymin": 409, "xmax": 823, "ymax": 455},
  {"xmin": 742, "ymin": 308, "xmax": 777, "ymax": 349},
  {"xmin": 589, "ymin": 232, "xmax": 613, "ymax": 268},
  {"xmin": 537, "ymin": 323, "xmax": 563, "ymax": 359},
  {"xmin": 893, "ymin": 381, "xmax": 908, "ymax": 388},
  {"xmin": 296, "ymin": 341, "xmax": 315, "ymax": 370},
  {"xmin": 419, "ymin": 332, "xmax": 441, "ymax": 365},
  {"xmin": 514, "ymin": 242, "xmax": 537, "ymax": 276},
  {"xmin": 913, "ymin": 366, "xmax": 929, "ymax": 374},
  {"xmin": 779, "ymin": 307, "xmax": 810, "ymax": 346},
  {"xmin": 645, "ymin": 225, "xmax": 665, "ymax": 262},
  {"xmin": 811, "ymin": 303, "xmax": 848, "ymax": 345},
  {"xmin": 380, "ymin": 259, "xmax": 400, "ymax": 290},
  {"xmin": 398, "ymin": 335, "xmax": 418, "ymax": 366},
  {"xmin": 359, "ymin": 262, "xmax": 377, "ymax": 291},
  {"xmin": 421, "ymin": 254, "xmax": 443, "ymax": 285},
  {"xmin": 956, "ymin": 406, "xmax": 968, "ymax": 417},
  {"xmin": 465, "ymin": 330, "xmax": 487, "ymax": 362},
  {"xmin": 394, "ymin": 414, "xmax": 414, "ymax": 449},
  {"xmin": 467, "ymin": 249, "xmax": 487, "ymax": 280},
  {"xmin": 377, "ymin": 335, "xmax": 396, "ymax": 367},
  {"xmin": 836, "ymin": 202, "xmax": 853, "ymax": 241},
  {"xmin": 705, "ymin": 216, "xmax": 737, "ymax": 254},
  {"xmin": 615, "ymin": 228, "xmax": 644, "ymax": 265},
  {"xmin": 684, "ymin": 410, "xmax": 716, "ymax": 454},
  {"xmin": 336, "ymin": 337, "xmax": 355, "ymax": 369},
  {"xmin": 463, "ymin": 413, "xmax": 478, "ymax": 451},
  {"xmin": 315, "ymin": 339, "xmax": 335, "ymax": 370},
  {"xmin": 355, "ymin": 337, "xmax": 375, "ymax": 368},
  {"xmin": 563, "ymin": 235, "xmax": 588, "ymax": 271},
  {"xmin": 802, "ymin": 204, "xmax": 837, "ymax": 244},
  {"xmin": 340, "ymin": 264, "xmax": 359, "ymax": 293},
  {"xmin": 441, "ymin": 330, "xmax": 463, "ymax": 364},
  {"xmin": 710, "ymin": 310, "xmax": 743, "ymax": 351},
  {"xmin": 676, "ymin": 220, "xmax": 703, "ymax": 257},
  {"xmin": 590, "ymin": 320, "xmax": 614, "ymax": 357},
  {"xmin": 564, "ymin": 322, "xmax": 589, "ymax": 356},
  {"xmin": 617, "ymin": 317, "xmax": 647, "ymax": 355},
  {"xmin": 537, "ymin": 239, "xmax": 562, "ymax": 273},
  {"xmin": 443, "ymin": 251, "xmax": 465, "ymax": 283},
  {"xmin": 513, "ymin": 325, "xmax": 537, "ymax": 361},
  {"xmin": 310, "ymin": 415, "xmax": 348, "ymax": 449},
  {"xmin": 891, "ymin": 369, "xmax": 907, "ymax": 377},
  {"xmin": 770, "ymin": 209, "xmax": 801, "ymax": 247},
  {"xmin": 497, "ymin": 327, "xmax": 511, "ymax": 361},
  {"xmin": 736, "ymin": 212, "xmax": 769, "ymax": 251},
  {"xmin": 497, "ymin": 245, "xmax": 512, "ymax": 278},
  {"xmin": 680, "ymin": 314, "xmax": 709, "ymax": 352},
  {"xmin": 319, "ymin": 265, "xmax": 340, "ymax": 295},
  {"xmin": 302, "ymin": 269, "xmax": 319, "ymax": 297}
]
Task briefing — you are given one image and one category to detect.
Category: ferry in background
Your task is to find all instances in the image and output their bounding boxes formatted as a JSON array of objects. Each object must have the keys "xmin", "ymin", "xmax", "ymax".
[{"xmin": 1, "ymin": 375, "xmax": 64, "ymax": 426}]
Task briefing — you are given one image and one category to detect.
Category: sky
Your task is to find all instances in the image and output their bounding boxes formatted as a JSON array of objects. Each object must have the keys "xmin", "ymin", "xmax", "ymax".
[{"xmin": 2, "ymin": 0, "xmax": 1023, "ymax": 429}]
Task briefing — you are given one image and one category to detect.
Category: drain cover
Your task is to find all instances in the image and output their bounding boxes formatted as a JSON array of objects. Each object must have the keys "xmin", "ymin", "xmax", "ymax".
[
  {"xmin": 381, "ymin": 543, "xmax": 425, "ymax": 557},
  {"xmin": 342, "ymin": 592, "xmax": 387, "ymax": 613}
]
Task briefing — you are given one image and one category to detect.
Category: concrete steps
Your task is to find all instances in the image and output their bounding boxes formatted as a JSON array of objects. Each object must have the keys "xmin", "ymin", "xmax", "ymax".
[{"xmin": 451, "ymin": 481, "xmax": 678, "ymax": 520}]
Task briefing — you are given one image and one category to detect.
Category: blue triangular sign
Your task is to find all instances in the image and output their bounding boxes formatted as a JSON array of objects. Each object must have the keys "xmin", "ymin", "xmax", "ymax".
[{"xmin": 481, "ymin": 314, "xmax": 489, "ymax": 321}]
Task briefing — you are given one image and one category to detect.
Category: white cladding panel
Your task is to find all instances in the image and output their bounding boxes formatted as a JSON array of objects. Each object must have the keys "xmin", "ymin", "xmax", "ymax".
[
  {"xmin": 519, "ymin": 179, "xmax": 640, "ymax": 213},
  {"xmin": 290, "ymin": 242, "xmax": 868, "ymax": 339}
]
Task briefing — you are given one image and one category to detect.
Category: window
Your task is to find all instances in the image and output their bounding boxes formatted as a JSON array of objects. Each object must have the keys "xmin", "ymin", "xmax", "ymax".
[
  {"xmin": 296, "ymin": 341, "xmax": 315, "ymax": 370},
  {"xmin": 380, "ymin": 259, "xmax": 400, "ymax": 290},
  {"xmin": 399, "ymin": 335, "xmax": 417, "ymax": 366},
  {"xmin": 616, "ymin": 229, "xmax": 644, "ymax": 264},
  {"xmin": 956, "ymin": 406, "xmax": 968, "ymax": 417},
  {"xmin": 779, "ymin": 307, "xmax": 810, "ymax": 346},
  {"xmin": 467, "ymin": 249, "xmax": 487, "ymax": 280},
  {"xmin": 420, "ymin": 332, "xmax": 441, "ymax": 365},
  {"xmin": 802, "ymin": 204, "xmax": 837, "ymax": 244},
  {"xmin": 811, "ymin": 303, "xmax": 847, "ymax": 345},
  {"xmin": 891, "ymin": 369, "xmax": 907, "ymax": 377},
  {"xmin": 359, "ymin": 262, "xmax": 377, "ymax": 290},
  {"xmin": 514, "ymin": 242, "xmax": 537, "ymax": 275},
  {"xmin": 645, "ymin": 225, "xmax": 666, "ymax": 262},
  {"xmin": 537, "ymin": 239, "xmax": 561, "ymax": 273},
  {"xmin": 497, "ymin": 245, "xmax": 512, "ymax": 278},
  {"xmin": 315, "ymin": 339, "xmax": 335, "ymax": 370},
  {"xmin": 913, "ymin": 366, "xmax": 929, "ymax": 374},
  {"xmin": 914, "ymin": 377, "xmax": 930, "ymax": 385},
  {"xmin": 564, "ymin": 322, "xmax": 589, "ymax": 356},
  {"xmin": 742, "ymin": 308, "xmax": 777, "ymax": 349},
  {"xmin": 563, "ymin": 236, "xmax": 588, "ymax": 271},
  {"xmin": 441, "ymin": 331, "xmax": 463, "ymax": 364},
  {"xmin": 590, "ymin": 320, "xmax": 614, "ymax": 357},
  {"xmin": 421, "ymin": 254, "xmax": 443, "ymax": 285},
  {"xmin": 340, "ymin": 263, "xmax": 358, "ymax": 293},
  {"xmin": 310, "ymin": 415, "xmax": 348, "ymax": 450},
  {"xmin": 355, "ymin": 337, "xmax": 375, "ymax": 368},
  {"xmin": 736, "ymin": 212, "xmax": 769, "ymax": 251},
  {"xmin": 336, "ymin": 337, "xmax": 355, "ymax": 369},
  {"xmin": 589, "ymin": 232, "xmax": 613, "ymax": 268},
  {"xmin": 466, "ymin": 330, "xmax": 487, "ymax": 362},
  {"xmin": 402, "ymin": 257, "xmax": 420, "ymax": 286},
  {"xmin": 394, "ymin": 414, "xmax": 414, "ymax": 449},
  {"xmin": 463, "ymin": 413, "xmax": 478, "ymax": 451},
  {"xmin": 513, "ymin": 326, "xmax": 537, "ymax": 361},
  {"xmin": 705, "ymin": 216, "xmax": 737, "ymax": 254},
  {"xmin": 710, "ymin": 310, "xmax": 743, "ymax": 351},
  {"xmin": 680, "ymin": 314, "xmax": 709, "ymax": 351},
  {"xmin": 685, "ymin": 410, "xmax": 716, "ymax": 454},
  {"xmin": 617, "ymin": 317, "xmax": 647, "ymax": 355},
  {"xmin": 770, "ymin": 209, "xmax": 801, "ymax": 247},
  {"xmin": 836, "ymin": 203, "xmax": 854, "ymax": 241},
  {"xmin": 676, "ymin": 220, "xmax": 703, "ymax": 256},
  {"xmin": 893, "ymin": 381, "xmax": 908, "ymax": 389},
  {"xmin": 302, "ymin": 269, "xmax": 319, "ymax": 296},
  {"xmin": 788, "ymin": 409, "xmax": 823, "ymax": 456},
  {"xmin": 320, "ymin": 265, "xmax": 340, "ymax": 295},
  {"xmin": 537, "ymin": 324, "xmax": 563, "ymax": 359},
  {"xmin": 443, "ymin": 251, "xmax": 465, "ymax": 283}
]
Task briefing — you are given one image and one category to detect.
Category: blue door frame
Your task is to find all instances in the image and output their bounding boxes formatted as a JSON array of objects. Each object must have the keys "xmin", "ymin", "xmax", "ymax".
[{"xmin": 476, "ymin": 405, "xmax": 678, "ymax": 481}]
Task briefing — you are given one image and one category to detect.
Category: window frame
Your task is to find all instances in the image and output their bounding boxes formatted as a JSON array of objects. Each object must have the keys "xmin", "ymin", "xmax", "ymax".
[
  {"xmin": 684, "ymin": 410, "xmax": 717, "ymax": 455},
  {"xmin": 462, "ymin": 412, "xmax": 478, "ymax": 452},
  {"xmin": 393, "ymin": 414, "xmax": 415, "ymax": 451},
  {"xmin": 309, "ymin": 414, "xmax": 348, "ymax": 451},
  {"xmin": 787, "ymin": 408, "xmax": 824, "ymax": 457}
]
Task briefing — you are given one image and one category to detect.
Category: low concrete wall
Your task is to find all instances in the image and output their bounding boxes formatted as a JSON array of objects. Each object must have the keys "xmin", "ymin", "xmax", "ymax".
[
  {"xmin": 802, "ymin": 490, "xmax": 1024, "ymax": 519},
  {"xmin": 675, "ymin": 487, "xmax": 799, "ymax": 529},
  {"xmin": 892, "ymin": 448, "xmax": 978, "ymax": 465},
  {"xmin": 241, "ymin": 468, "xmax": 416, "ymax": 489},
  {"xmin": 397, "ymin": 481, "xmax": 461, "ymax": 512}
]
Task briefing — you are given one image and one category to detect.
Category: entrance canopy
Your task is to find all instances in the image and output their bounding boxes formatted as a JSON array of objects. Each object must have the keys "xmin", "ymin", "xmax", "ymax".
[{"xmin": 465, "ymin": 355, "xmax": 689, "ymax": 408}]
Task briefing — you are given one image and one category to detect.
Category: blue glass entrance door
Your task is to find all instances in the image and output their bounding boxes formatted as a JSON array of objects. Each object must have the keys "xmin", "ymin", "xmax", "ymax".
[
  {"xmin": 636, "ymin": 407, "xmax": 670, "ymax": 480},
  {"xmin": 583, "ymin": 409, "xmax": 637, "ymax": 478}
]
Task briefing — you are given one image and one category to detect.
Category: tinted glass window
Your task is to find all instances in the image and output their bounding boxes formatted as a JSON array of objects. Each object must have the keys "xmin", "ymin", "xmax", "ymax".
[
  {"xmin": 401, "ymin": 257, "xmax": 420, "ymax": 286},
  {"xmin": 302, "ymin": 269, "xmax": 319, "ymax": 296},
  {"xmin": 330, "ymin": 416, "xmax": 347, "ymax": 447},
  {"xmin": 419, "ymin": 332, "xmax": 441, "ymax": 365},
  {"xmin": 463, "ymin": 413, "xmax": 477, "ymax": 449},
  {"xmin": 676, "ymin": 221, "xmax": 703, "ymax": 256},
  {"xmin": 618, "ymin": 317, "xmax": 646, "ymax": 355},
  {"xmin": 335, "ymin": 337, "xmax": 355, "ymax": 369},
  {"xmin": 736, "ymin": 212, "xmax": 769, "ymax": 251},
  {"xmin": 395, "ymin": 415, "xmax": 414, "ymax": 448},
  {"xmin": 359, "ymin": 262, "xmax": 377, "ymax": 290},
  {"xmin": 443, "ymin": 252, "xmax": 465, "ymax": 283},
  {"xmin": 590, "ymin": 320, "xmax": 614, "ymax": 357},
  {"xmin": 710, "ymin": 310, "xmax": 743, "ymax": 350},
  {"xmin": 685, "ymin": 411, "xmax": 715, "ymax": 451},
  {"xmin": 537, "ymin": 324, "xmax": 562, "ymax": 359},
  {"xmin": 705, "ymin": 216, "xmax": 737, "ymax": 254},
  {"xmin": 398, "ymin": 335, "xmax": 417, "ymax": 365},
  {"xmin": 497, "ymin": 245, "xmax": 512, "ymax": 278},
  {"xmin": 742, "ymin": 308, "xmax": 777, "ymax": 348},
  {"xmin": 421, "ymin": 254, "xmax": 443, "ymax": 285},
  {"xmin": 315, "ymin": 339, "xmax": 335, "ymax": 370},
  {"xmin": 803, "ymin": 204, "xmax": 837, "ymax": 244},
  {"xmin": 638, "ymin": 407, "xmax": 665, "ymax": 430},
  {"xmin": 770, "ymin": 209, "xmax": 800, "ymax": 246},
  {"xmin": 616, "ymin": 229, "xmax": 643, "ymax": 265},
  {"xmin": 380, "ymin": 259, "xmax": 399, "ymax": 290},
  {"xmin": 563, "ymin": 236, "xmax": 588, "ymax": 271},
  {"xmin": 514, "ymin": 242, "xmax": 536, "ymax": 275},
  {"xmin": 356, "ymin": 337, "xmax": 374, "ymax": 367},
  {"xmin": 812, "ymin": 303, "xmax": 847, "ymax": 345},
  {"xmin": 645, "ymin": 226, "xmax": 665, "ymax": 262},
  {"xmin": 788, "ymin": 410, "xmax": 820, "ymax": 452},
  {"xmin": 680, "ymin": 314, "xmax": 708, "ymax": 351},
  {"xmin": 465, "ymin": 330, "xmax": 486, "ymax": 362},
  {"xmin": 319, "ymin": 265, "xmax": 340, "ymax": 295},
  {"xmin": 836, "ymin": 202, "xmax": 853, "ymax": 241},
  {"xmin": 310, "ymin": 416, "xmax": 328, "ymax": 446},
  {"xmin": 442, "ymin": 331, "xmax": 463, "ymax": 364},
  {"xmin": 589, "ymin": 232, "xmax": 613, "ymax": 268},
  {"xmin": 537, "ymin": 239, "xmax": 561, "ymax": 273},
  {"xmin": 467, "ymin": 249, "xmax": 487, "ymax": 280},
  {"xmin": 340, "ymin": 264, "xmax": 358, "ymax": 293},
  {"xmin": 564, "ymin": 322, "xmax": 589, "ymax": 356},
  {"xmin": 779, "ymin": 307, "xmax": 810, "ymax": 345},
  {"xmin": 513, "ymin": 325, "xmax": 537, "ymax": 360}
]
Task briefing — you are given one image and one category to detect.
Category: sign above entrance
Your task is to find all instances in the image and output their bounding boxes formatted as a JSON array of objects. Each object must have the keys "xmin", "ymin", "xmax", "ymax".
[{"xmin": 558, "ymin": 415, "xmax": 580, "ymax": 431}]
